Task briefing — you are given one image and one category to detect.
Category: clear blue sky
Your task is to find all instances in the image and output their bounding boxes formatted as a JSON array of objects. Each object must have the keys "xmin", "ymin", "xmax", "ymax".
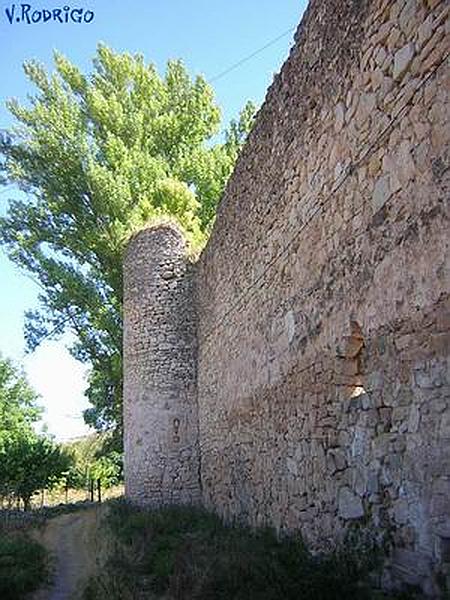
[{"xmin": 0, "ymin": 0, "xmax": 306, "ymax": 438}]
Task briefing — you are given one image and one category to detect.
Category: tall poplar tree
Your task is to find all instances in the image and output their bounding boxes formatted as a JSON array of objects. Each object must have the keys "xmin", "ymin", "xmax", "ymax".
[{"xmin": 0, "ymin": 45, "xmax": 255, "ymax": 437}]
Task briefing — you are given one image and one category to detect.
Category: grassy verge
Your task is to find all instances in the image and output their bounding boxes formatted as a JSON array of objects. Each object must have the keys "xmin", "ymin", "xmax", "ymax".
[
  {"xmin": 0, "ymin": 532, "xmax": 50, "ymax": 599},
  {"xmin": 82, "ymin": 500, "xmax": 405, "ymax": 600}
]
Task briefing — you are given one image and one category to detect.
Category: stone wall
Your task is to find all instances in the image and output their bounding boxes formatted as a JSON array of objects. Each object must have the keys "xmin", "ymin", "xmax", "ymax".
[
  {"xmin": 124, "ymin": 0, "xmax": 450, "ymax": 594},
  {"xmin": 123, "ymin": 224, "xmax": 200, "ymax": 506},
  {"xmin": 195, "ymin": 0, "xmax": 449, "ymax": 595}
]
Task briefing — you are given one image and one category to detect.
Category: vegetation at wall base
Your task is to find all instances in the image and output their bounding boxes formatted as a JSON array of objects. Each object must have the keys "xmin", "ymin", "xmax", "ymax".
[
  {"xmin": 82, "ymin": 499, "xmax": 414, "ymax": 600},
  {"xmin": 0, "ymin": 532, "xmax": 50, "ymax": 599}
]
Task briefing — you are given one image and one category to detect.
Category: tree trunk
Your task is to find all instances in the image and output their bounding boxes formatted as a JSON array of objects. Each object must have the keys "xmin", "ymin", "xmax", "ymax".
[{"xmin": 97, "ymin": 479, "xmax": 101, "ymax": 503}]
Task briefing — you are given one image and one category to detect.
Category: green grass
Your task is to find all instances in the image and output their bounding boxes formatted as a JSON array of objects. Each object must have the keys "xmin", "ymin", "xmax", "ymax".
[
  {"xmin": 0, "ymin": 533, "xmax": 50, "ymax": 599},
  {"xmin": 83, "ymin": 500, "xmax": 404, "ymax": 600}
]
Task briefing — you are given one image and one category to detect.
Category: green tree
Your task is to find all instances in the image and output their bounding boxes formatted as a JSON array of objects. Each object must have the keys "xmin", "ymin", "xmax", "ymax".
[
  {"xmin": 0, "ymin": 354, "xmax": 73, "ymax": 508},
  {"xmin": 0, "ymin": 45, "xmax": 256, "ymax": 435},
  {"xmin": 0, "ymin": 355, "xmax": 41, "ymax": 501},
  {"xmin": 63, "ymin": 431, "xmax": 122, "ymax": 496},
  {"xmin": 0, "ymin": 355, "xmax": 41, "ymax": 441},
  {"xmin": 4, "ymin": 435, "xmax": 73, "ymax": 510}
]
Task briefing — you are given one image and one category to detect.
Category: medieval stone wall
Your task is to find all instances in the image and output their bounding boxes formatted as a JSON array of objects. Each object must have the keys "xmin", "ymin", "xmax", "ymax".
[
  {"xmin": 124, "ymin": 0, "xmax": 449, "ymax": 595},
  {"xmin": 195, "ymin": 0, "xmax": 449, "ymax": 595},
  {"xmin": 123, "ymin": 224, "xmax": 200, "ymax": 506}
]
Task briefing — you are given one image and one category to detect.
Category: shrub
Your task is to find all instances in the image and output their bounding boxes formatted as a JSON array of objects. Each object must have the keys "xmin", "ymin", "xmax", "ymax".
[{"xmin": 0, "ymin": 533, "xmax": 50, "ymax": 599}]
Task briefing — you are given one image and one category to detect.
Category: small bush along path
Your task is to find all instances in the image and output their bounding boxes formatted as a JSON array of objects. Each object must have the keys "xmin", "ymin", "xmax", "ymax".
[{"xmin": 0, "ymin": 533, "xmax": 49, "ymax": 600}]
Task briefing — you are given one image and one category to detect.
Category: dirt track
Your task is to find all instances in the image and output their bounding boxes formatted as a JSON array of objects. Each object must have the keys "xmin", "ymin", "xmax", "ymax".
[{"xmin": 31, "ymin": 506, "xmax": 101, "ymax": 600}]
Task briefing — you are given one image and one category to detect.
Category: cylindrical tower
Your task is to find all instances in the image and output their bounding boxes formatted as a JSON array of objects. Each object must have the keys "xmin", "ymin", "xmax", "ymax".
[{"xmin": 123, "ymin": 223, "xmax": 200, "ymax": 506}]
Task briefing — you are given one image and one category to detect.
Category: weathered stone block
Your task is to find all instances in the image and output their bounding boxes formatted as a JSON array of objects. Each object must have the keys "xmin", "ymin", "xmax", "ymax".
[
  {"xmin": 393, "ymin": 43, "xmax": 415, "ymax": 80},
  {"xmin": 372, "ymin": 175, "xmax": 392, "ymax": 212},
  {"xmin": 338, "ymin": 486, "xmax": 365, "ymax": 519},
  {"xmin": 440, "ymin": 413, "xmax": 450, "ymax": 439}
]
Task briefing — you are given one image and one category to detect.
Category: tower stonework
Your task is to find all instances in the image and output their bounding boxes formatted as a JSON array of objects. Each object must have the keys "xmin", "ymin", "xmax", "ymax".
[{"xmin": 123, "ymin": 224, "xmax": 200, "ymax": 506}]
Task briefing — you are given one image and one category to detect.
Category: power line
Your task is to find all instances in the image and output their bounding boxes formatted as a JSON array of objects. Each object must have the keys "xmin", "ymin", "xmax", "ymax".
[
  {"xmin": 209, "ymin": 26, "xmax": 296, "ymax": 83},
  {"xmin": 200, "ymin": 51, "xmax": 449, "ymax": 346}
]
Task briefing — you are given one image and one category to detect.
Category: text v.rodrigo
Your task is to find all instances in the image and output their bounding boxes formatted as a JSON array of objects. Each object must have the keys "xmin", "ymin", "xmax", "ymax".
[{"xmin": 5, "ymin": 3, "xmax": 94, "ymax": 24}]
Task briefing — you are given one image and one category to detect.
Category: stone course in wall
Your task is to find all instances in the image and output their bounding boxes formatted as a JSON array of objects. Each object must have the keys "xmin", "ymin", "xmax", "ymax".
[
  {"xmin": 124, "ymin": 0, "xmax": 450, "ymax": 595},
  {"xmin": 123, "ymin": 224, "xmax": 200, "ymax": 506}
]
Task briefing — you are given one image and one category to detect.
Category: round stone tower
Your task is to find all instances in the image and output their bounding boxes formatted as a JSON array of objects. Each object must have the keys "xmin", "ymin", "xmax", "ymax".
[{"xmin": 123, "ymin": 223, "xmax": 200, "ymax": 506}]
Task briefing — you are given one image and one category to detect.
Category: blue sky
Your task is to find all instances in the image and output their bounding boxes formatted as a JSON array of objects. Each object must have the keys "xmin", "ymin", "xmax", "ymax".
[{"xmin": 0, "ymin": 0, "xmax": 306, "ymax": 439}]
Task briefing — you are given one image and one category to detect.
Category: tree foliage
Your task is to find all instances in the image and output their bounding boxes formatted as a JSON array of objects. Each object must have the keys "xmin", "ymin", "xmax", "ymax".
[
  {"xmin": 63, "ymin": 432, "xmax": 122, "ymax": 491},
  {"xmin": 0, "ymin": 355, "xmax": 73, "ymax": 509},
  {"xmin": 0, "ymin": 45, "xmax": 256, "ymax": 433},
  {"xmin": 0, "ymin": 356, "xmax": 41, "ymax": 441},
  {"xmin": 3, "ymin": 435, "xmax": 72, "ymax": 509}
]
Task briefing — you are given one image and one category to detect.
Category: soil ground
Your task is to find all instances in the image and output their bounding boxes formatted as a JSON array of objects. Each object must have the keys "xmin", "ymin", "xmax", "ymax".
[{"xmin": 30, "ymin": 506, "xmax": 101, "ymax": 600}]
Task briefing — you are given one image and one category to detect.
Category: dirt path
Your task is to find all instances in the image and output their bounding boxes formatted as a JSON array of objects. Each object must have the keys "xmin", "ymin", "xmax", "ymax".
[{"xmin": 31, "ymin": 506, "xmax": 101, "ymax": 600}]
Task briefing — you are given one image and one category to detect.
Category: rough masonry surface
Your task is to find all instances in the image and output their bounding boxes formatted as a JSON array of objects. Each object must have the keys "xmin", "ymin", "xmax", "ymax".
[
  {"xmin": 123, "ymin": 224, "xmax": 200, "ymax": 506},
  {"xmin": 124, "ymin": 0, "xmax": 450, "ymax": 595}
]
